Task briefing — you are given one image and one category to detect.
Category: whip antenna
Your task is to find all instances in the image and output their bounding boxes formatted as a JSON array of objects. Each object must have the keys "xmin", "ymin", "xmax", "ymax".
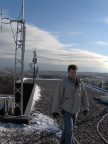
[
  {"xmin": 1, "ymin": 11, "xmax": 2, "ymax": 31},
  {"xmin": 22, "ymin": 0, "xmax": 24, "ymax": 20}
]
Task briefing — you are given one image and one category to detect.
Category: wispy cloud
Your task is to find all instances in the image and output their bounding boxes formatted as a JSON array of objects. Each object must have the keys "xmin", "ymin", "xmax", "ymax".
[
  {"xmin": 104, "ymin": 18, "xmax": 108, "ymax": 23},
  {"xmin": 69, "ymin": 32, "xmax": 82, "ymax": 35},
  {"xmin": 95, "ymin": 41, "xmax": 108, "ymax": 45}
]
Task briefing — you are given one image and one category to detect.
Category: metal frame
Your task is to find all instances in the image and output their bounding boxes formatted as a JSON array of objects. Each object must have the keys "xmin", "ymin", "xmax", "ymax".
[
  {"xmin": 14, "ymin": 20, "xmax": 25, "ymax": 115},
  {"xmin": 1, "ymin": 0, "xmax": 25, "ymax": 115}
]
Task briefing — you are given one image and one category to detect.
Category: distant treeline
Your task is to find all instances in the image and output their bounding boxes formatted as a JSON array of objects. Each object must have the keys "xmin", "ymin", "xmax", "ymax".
[{"xmin": 0, "ymin": 74, "xmax": 14, "ymax": 94}]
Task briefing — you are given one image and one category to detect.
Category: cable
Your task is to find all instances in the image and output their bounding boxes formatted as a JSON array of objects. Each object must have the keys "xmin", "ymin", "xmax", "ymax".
[
  {"xmin": 97, "ymin": 113, "xmax": 108, "ymax": 144},
  {"xmin": 74, "ymin": 137, "xmax": 80, "ymax": 144},
  {"xmin": 10, "ymin": 23, "xmax": 16, "ymax": 43},
  {"xmin": 86, "ymin": 86, "xmax": 108, "ymax": 143},
  {"xmin": 17, "ymin": 6, "xmax": 23, "ymax": 19}
]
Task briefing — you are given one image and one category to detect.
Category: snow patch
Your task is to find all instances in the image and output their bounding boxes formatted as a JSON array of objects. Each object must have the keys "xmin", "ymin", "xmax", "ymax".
[
  {"xmin": 24, "ymin": 113, "xmax": 61, "ymax": 135},
  {"xmin": 0, "ymin": 122, "xmax": 22, "ymax": 132},
  {"xmin": 31, "ymin": 85, "xmax": 41, "ymax": 110}
]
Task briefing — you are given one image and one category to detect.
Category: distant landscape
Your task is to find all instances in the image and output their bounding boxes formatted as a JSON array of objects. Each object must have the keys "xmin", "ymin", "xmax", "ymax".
[{"xmin": 1, "ymin": 67, "xmax": 108, "ymax": 94}]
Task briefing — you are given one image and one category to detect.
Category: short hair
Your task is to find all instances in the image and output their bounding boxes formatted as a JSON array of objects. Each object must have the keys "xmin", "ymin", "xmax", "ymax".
[{"xmin": 68, "ymin": 64, "xmax": 78, "ymax": 71}]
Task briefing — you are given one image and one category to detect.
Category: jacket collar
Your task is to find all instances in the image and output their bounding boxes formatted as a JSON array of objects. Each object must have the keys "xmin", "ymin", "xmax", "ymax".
[{"xmin": 68, "ymin": 76, "xmax": 81, "ymax": 88}]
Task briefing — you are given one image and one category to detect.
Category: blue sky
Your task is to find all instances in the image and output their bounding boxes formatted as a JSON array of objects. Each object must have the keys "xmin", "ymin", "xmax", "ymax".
[{"xmin": 0, "ymin": 0, "xmax": 108, "ymax": 72}]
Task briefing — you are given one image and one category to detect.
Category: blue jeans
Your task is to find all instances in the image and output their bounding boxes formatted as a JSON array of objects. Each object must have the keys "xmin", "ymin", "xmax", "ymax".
[{"xmin": 60, "ymin": 110, "xmax": 77, "ymax": 144}]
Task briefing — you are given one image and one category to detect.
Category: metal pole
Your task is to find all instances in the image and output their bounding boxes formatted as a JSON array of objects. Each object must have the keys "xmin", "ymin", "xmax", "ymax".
[
  {"xmin": 33, "ymin": 65, "xmax": 35, "ymax": 85},
  {"xmin": 14, "ymin": 23, "xmax": 18, "ymax": 95},
  {"xmin": 21, "ymin": 22, "xmax": 25, "ymax": 115},
  {"xmin": 21, "ymin": 0, "xmax": 25, "ymax": 115},
  {"xmin": 22, "ymin": 0, "xmax": 24, "ymax": 20}
]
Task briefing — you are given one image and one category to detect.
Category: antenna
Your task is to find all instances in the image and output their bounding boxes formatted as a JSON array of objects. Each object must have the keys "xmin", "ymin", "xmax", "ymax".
[
  {"xmin": 22, "ymin": 0, "xmax": 24, "ymax": 20},
  {"xmin": 1, "ymin": 11, "xmax": 2, "ymax": 31},
  {"xmin": 32, "ymin": 48, "xmax": 37, "ymax": 84},
  {"xmin": 1, "ymin": 10, "xmax": 2, "ymax": 18},
  {"xmin": 1, "ymin": 10, "xmax": 11, "ymax": 31}
]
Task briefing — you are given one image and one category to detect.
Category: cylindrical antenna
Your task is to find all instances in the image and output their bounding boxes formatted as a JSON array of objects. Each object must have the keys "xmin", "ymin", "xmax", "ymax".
[
  {"xmin": 1, "ymin": 10, "xmax": 2, "ymax": 19},
  {"xmin": 22, "ymin": 0, "xmax": 24, "ymax": 20},
  {"xmin": 1, "ymin": 11, "xmax": 2, "ymax": 31},
  {"xmin": 1, "ymin": 23, "xmax": 2, "ymax": 31}
]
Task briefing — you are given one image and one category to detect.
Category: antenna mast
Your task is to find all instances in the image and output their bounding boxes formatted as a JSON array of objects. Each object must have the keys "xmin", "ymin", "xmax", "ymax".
[
  {"xmin": 22, "ymin": 0, "xmax": 24, "ymax": 19},
  {"xmin": 32, "ymin": 48, "xmax": 37, "ymax": 84},
  {"xmin": 14, "ymin": 0, "xmax": 25, "ymax": 115}
]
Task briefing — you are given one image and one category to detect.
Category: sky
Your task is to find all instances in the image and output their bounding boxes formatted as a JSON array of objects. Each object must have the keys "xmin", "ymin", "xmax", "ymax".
[{"xmin": 0, "ymin": 0, "xmax": 108, "ymax": 72}]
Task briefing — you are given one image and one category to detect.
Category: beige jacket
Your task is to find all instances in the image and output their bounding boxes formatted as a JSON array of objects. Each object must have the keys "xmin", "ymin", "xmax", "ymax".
[{"xmin": 52, "ymin": 77, "xmax": 89, "ymax": 114}]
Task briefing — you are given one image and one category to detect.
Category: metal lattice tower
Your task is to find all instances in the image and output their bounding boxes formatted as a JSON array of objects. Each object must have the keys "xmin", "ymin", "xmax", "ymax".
[
  {"xmin": 14, "ymin": 0, "xmax": 25, "ymax": 115},
  {"xmin": 1, "ymin": 0, "xmax": 25, "ymax": 115},
  {"xmin": 14, "ymin": 20, "xmax": 25, "ymax": 115}
]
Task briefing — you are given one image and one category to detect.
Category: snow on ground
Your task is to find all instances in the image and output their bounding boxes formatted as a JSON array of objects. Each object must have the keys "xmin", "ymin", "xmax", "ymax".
[
  {"xmin": 0, "ymin": 85, "xmax": 61, "ymax": 136},
  {"xmin": 0, "ymin": 122, "xmax": 22, "ymax": 132},
  {"xmin": 23, "ymin": 113, "xmax": 61, "ymax": 135},
  {"xmin": 31, "ymin": 85, "xmax": 41, "ymax": 110}
]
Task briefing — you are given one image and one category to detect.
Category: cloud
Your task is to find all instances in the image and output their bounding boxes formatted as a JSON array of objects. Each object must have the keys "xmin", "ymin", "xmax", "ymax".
[
  {"xmin": 0, "ymin": 18, "xmax": 108, "ymax": 72},
  {"xmin": 69, "ymin": 32, "xmax": 82, "ymax": 35},
  {"xmin": 26, "ymin": 25, "xmax": 73, "ymax": 50},
  {"xmin": 95, "ymin": 41, "xmax": 108, "ymax": 45},
  {"xmin": 104, "ymin": 18, "xmax": 108, "ymax": 23}
]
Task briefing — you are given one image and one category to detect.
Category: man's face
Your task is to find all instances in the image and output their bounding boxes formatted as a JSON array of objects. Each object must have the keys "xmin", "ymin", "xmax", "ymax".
[{"xmin": 68, "ymin": 69, "xmax": 77, "ymax": 80}]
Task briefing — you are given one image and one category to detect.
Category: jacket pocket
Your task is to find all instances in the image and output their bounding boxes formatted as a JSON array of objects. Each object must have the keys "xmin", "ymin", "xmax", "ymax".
[{"xmin": 72, "ymin": 93, "xmax": 82, "ymax": 113}]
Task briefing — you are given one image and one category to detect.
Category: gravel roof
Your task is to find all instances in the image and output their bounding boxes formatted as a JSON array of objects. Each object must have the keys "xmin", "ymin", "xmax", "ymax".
[{"xmin": 0, "ymin": 79, "xmax": 108, "ymax": 144}]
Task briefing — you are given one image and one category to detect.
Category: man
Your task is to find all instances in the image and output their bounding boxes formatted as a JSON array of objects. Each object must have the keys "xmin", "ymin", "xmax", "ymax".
[{"xmin": 52, "ymin": 64, "xmax": 89, "ymax": 144}]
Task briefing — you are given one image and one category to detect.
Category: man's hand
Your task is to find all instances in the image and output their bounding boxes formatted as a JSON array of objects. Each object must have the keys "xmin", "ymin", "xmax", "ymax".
[
  {"xmin": 83, "ymin": 110, "xmax": 88, "ymax": 116},
  {"xmin": 53, "ymin": 112, "xmax": 60, "ymax": 119}
]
